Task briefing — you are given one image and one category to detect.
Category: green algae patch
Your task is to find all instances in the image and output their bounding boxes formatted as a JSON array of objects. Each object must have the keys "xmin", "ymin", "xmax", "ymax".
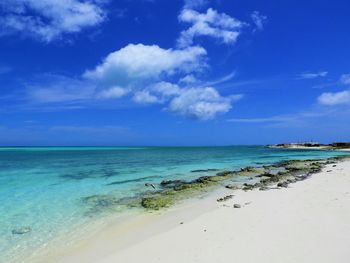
[{"xmin": 141, "ymin": 195, "xmax": 174, "ymax": 210}]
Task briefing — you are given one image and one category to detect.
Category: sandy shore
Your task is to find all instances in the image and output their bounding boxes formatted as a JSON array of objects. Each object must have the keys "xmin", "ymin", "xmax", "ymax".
[{"xmin": 47, "ymin": 159, "xmax": 350, "ymax": 263}]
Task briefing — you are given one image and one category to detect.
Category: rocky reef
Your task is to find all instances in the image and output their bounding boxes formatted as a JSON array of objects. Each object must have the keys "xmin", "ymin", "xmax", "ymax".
[{"xmin": 80, "ymin": 155, "xmax": 350, "ymax": 213}]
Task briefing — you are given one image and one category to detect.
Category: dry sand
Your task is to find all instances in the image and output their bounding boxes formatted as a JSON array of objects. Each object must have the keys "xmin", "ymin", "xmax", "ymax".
[{"xmin": 49, "ymin": 160, "xmax": 350, "ymax": 263}]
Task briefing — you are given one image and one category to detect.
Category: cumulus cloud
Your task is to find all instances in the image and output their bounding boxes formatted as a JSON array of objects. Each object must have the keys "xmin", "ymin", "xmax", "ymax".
[
  {"xmin": 298, "ymin": 71, "xmax": 328, "ymax": 79},
  {"xmin": 251, "ymin": 11, "xmax": 267, "ymax": 31},
  {"xmin": 0, "ymin": 0, "xmax": 106, "ymax": 42},
  {"xmin": 177, "ymin": 8, "xmax": 246, "ymax": 47},
  {"xmin": 167, "ymin": 87, "xmax": 236, "ymax": 120},
  {"xmin": 318, "ymin": 90, "xmax": 350, "ymax": 106},
  {"xmin": 84, "ymin": 44, "xmax": 207, "ymax": 87}
]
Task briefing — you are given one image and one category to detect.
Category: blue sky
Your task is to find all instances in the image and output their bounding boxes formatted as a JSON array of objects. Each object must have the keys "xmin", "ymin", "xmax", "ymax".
[{"xmin": 0, "ymin": 0, "xmax": 350, "ymax": 146}]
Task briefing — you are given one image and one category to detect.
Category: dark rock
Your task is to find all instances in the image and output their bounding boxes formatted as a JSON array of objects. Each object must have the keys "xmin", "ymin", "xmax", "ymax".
[
  {"xmin": 82, "ymin": 194, "xmax": 118, "ymax": 208},
  {"xmin": 12, "ymin": 227, "xmax": 31, "ymax": 235},
  {"xmin": 259, "ymin": 186, "xmax": 269, "ymax": 191},
  {"xmin": 287, "ymin": 178, "xmax": 297, "ymax": 184},
  {"xmin": 217, "ymin": 195, "xmax": 234, "ymax": 202},
  {"xmin": 277, "ymin": 182, "xmax": 289, "ymax": 188},
  {"xmin": 191, "ymin": 169, "xmax": 219, "ymax": 173},
  {"xmin": 160, "ymin": 179, "xmax": 185, "ymax": 187},
  {"xmin": 240, "ymin": 166, "xmax": 256, "ymax": 172},
  {"xmin": 145, "ymin": 183, "xmax": 156, "ymax": 189},
  {"xmin": 242, "ymin": 183, "xmax": 255, "ymax": 191},
  {"xmin": 225, "ymin": 184, "xmax": 241, "ymax": 190},
  {"xmin": 233, "ymin": 204, "xmax": 241, "ymax": 208}
]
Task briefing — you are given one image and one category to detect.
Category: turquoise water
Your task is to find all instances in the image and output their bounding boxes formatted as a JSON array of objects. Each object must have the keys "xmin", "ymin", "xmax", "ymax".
[{"xmin": 0, "ymin": 146, "xmax": 347, "ymax": 262}]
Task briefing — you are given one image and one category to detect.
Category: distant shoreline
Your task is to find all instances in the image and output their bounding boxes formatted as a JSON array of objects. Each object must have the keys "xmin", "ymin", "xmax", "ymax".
[{"xmin": 267, "ymin": 143, "xmax": 350, "ymax": 151}]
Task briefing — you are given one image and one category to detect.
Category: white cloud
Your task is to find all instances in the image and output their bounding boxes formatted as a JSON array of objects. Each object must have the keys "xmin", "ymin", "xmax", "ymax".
[
  {"xmin": 318, "ymin": 90, "xmax": 350, "ymax": 106},
  {"xmin": 340, "ymin": 74, "xmax": 350, "ymax": 85},
  {"xmin": 177, "ymin": 8, "xmax": 246, "ymax": 47},
  {"xmin": 84, "ymin": 44, "xmax": 207, "ymax": 86},
  {"xmin": 167, "ymin": 87, "xmax": 236, "ymax": 120},
  {"xmin": 0, "ymin": 0, "xmax": 106, "ymax": 42},
  {"xmin": 298, "ymin": 71, "xmax": 328, "ymax": 79},
  {"xmin": 251, "ymin": 11, "xmax": 267, "ymax": 31}
]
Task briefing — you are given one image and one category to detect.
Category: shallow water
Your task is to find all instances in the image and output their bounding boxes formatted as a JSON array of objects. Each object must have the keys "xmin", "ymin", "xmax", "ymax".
[{"xmin": 0, "ymin": 146, "xmax": 347, "ymax": 262}]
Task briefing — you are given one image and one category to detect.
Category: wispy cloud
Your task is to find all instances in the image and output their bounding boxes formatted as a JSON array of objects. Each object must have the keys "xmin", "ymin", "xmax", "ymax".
[
  {"xmin": 26, "ymin": 74, "xmax": 95, "ymax": 103},
  {"xmin": 297, "ymin": 71, "xmax": 328, "ymax": 79},
  {"xmin": 315, "ymin": 73, "xmax": 350, "ymax": 106},
  {"xmin": 184, "ymin": 0, "xmax": 209, "ymax": 9},
  {"xmin": 0, "ymin": 65, "xmax": 12, "ymax": 74},
  {"xmin": 227, "ymin": 109, "xmax": 336, "ymax": 128},
  {"xmin": 251, "ymin": 11, "xmax": 267, "ymax": 32},
  {"xmin": 340, "ymin": 74, "xmax": 350, "ymax": 85}
]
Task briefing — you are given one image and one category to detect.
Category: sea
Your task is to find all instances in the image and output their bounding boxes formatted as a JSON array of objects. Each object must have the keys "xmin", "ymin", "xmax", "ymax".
[{"xmin": 0, "ymin": 146, "xmax": 347, "ymax": 262}]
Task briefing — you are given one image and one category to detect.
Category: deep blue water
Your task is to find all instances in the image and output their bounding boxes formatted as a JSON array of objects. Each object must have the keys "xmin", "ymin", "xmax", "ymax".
[{"xmin": 0, "ymin": 146, "xmax": 347, "ymax": 262}]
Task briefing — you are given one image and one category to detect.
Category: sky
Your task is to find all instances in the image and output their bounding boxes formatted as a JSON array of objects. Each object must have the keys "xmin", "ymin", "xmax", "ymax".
[{"xmin": 0, "ymin": 0, "xmax": 350, "ymax": 146}]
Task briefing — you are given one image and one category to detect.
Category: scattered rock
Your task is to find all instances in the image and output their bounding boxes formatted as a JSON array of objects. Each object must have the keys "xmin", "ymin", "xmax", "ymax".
[
  {"xmin": 277, "ymin": 182, "xmax": 289, "ymax": 188},
  {"xmin": 287, "ymin": 178, "xmax": 297, "ymax": 184},
  {"xmin": 225, "ymin": 184, "xmax": 241, "ymax": 190},
  {"xmin": 12, "ymin": 227, "xmax": 31, "ymax": 235},
  {"xmin": 233, "ymin": 204, "xmax": 241, "ymax": 208},
  {"xmin": 259, "ymin": 186, "xmax": 269, "ymax": 191},
  {"xmin": 217, "ymin": 195, "xmax": 234, "ymax": 202},
  {"xmin": 240, "ymin": 166, "xmax": 256, "ymax": 172},
  {"xmin": 242, "ymin": 183, "xmax": 255, "ymax": 191}
]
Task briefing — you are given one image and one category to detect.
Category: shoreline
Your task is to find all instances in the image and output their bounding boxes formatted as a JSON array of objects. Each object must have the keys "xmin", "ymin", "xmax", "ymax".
[
  {"xmin": 268, "ymin": 145, "xmax": 350, "ymax": 151},
  {"xmin": 32, "ymin": 155, "xmax": 350, "ymax": 263}
]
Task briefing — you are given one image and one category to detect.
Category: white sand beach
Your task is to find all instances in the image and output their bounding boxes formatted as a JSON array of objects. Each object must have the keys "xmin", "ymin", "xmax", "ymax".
[{"xmin": 46, "ymin": 159, "xmax": 350, "ymax": 263}]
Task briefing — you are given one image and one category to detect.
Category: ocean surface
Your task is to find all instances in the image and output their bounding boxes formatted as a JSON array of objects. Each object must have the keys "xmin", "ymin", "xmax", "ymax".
[{"xmin": 0, "ymin": 146, "xmax": 347, "ymax": 262}]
